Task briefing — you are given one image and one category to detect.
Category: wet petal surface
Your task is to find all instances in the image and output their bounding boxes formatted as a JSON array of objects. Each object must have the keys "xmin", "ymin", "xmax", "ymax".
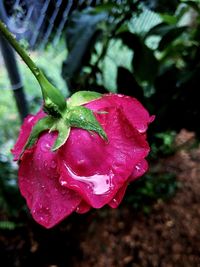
[
  {"xmin": 129, "ymin": 159, "xmax": 149, "ymax": 182},
  {"xmin": 76, "ymin": 201, "xmax": 91, "ymax": 214},
  {"xmin": 86, "ymin": 94, "xmax": 154, "ymax": 134},
  {"xmin": 12, "ymin": 93, "xmax": 153, "ymax": 228},
  {"xmin": 18, "ymin": 132, "xmax": 81, "ymax": 228},
  {"xmin": 59, "ymin": 107, "xmax": 150, "ymax": 208}
]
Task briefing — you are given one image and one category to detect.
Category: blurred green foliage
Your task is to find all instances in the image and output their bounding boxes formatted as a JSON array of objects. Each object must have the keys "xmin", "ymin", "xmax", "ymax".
[
  {"xmin": 0, "ymin": 154, "xmax": 23, "ymax": 217},
  {"xmin": 126, "ymin": 172, "xmax": 179, "ymax": 213},
  {"xmin": 62, "ymin": 0, "xmax": 200, "ymax": 137}
]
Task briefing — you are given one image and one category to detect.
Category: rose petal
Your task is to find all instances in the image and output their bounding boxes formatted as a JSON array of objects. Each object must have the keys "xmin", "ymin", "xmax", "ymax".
[
  {"xmin": 18, "ymin": 132, "xmax": 81, "ymax": 228},
  {"xmin": 86, "ymin": 94, "xmax": 154, "ymax": 134},
  {"xmin": 129, "ymin": 159, "xmax": 149, "ymax": 182},
  {"xmin": 108, "ymin": 160, "xmax": 148, "ymax": 208},
  {"xmin": 11, "ymin": 110, "xmax": 45, "ymax": 161},
  {"xmin": 13, "ymin": 93, "xmax": 153, "ymax": 228},
  {"xmin": 76, "ymin": 201, "xmax": 91, "ymax": 214},
  {"xmin": 58, "ymin": 106, "xmax": 150, "ymax": 208},
  {"xmin": 108, "ymin": 183, "xmax": 128, "ymax": 208}
]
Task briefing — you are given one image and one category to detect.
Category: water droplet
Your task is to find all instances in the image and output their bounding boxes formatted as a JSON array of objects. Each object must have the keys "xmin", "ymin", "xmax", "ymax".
[
  {"xmin": 27, "ymin": 116, "xmax": 34, "ymax": 123},
  {"xmin": 50, "ymin": 160, "xmax": 57, "ymax": 169},
  {"xmin": 37, "ymin": 153, "xmax": 42, "ymax": 161},
  {"xmin": 41, "ymin": 141, "xmax": 51, "ymax": 152},
  {"xmin": 60, "ymin": 180, "xmax": 68, "ymax": 186},
  {"xmin": 38, "ymin": 166, "xmax": 42, "ymax": 171},
  {"xmin": 64, "ymin": 164, "xmax": 114, "ymax": 195},
  {"xmin": 112, "ymin": 162, "xmax": 122, "ymax": 172},
  {"xmin": 44, "ymin": 160, "xmax": 48, "ymax": 168},
  {"xmin": 135, "ymin": 163, "xmax": 141, "ymax": 172},
  {"xmin": 41, "ymin": 185, "xmax": 45, "ymax": 190},
  {"xmin": 138, "ymin": 125, "xmax": 146, "ymax": 134},
  {"xmin": 77, "ymin": 160, "xmax": 85, "ymax": 165},
  {"xmin": 32, "ymin": 203, "xmax": 50, "ymax": 225},
  {"xmin": 112, "ymin": 198, "xmax": 118, "ymax": 205}
]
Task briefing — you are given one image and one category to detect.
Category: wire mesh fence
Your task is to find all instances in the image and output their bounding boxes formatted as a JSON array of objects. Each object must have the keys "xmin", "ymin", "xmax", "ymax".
[
  {"xmin": 0, "ymin": 0, "xmax": 99, "ymax": 49},
  {"xmin": 1, "ymin": 0, "xmax": 161, "ymax": 48}
]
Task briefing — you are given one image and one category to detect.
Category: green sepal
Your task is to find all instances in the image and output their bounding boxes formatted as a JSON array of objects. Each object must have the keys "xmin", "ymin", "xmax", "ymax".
[
  {"xmin": 68, "ymin": 91, "xmax": 102, "ymax": 107},
  {"xmin": 20, "ymin": 116, "xmax": 71, "ymax": 156},
  {"xmin": 51, "ymin": 120, "xmax": 70, "ymax": 151},
  {"xmin": 66, "ymin": 106, "xmax": 108, "ymax": 141},
  {"xmin": 19, "ymin": 116, "xmax": 56, "ymax": 159}
]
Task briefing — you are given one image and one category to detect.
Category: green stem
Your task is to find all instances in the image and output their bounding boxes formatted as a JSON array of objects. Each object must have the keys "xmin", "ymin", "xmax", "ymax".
[
  {"xmin": 0, "ymin": 21, "xmax": 40, "ymax": 81},
  {"xmin": 0, "ymin": 20, "xmax": 66, "ymax": 112}
]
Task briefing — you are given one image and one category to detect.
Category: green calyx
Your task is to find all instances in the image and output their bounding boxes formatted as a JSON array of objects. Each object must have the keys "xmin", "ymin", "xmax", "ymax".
[
  {"xmin": 65, "ymin": 105, "xmax": 108, "ymax": 141},
  {"xmin": 20, "ymin": 91, "xmax": 107, "ymax": 158}
]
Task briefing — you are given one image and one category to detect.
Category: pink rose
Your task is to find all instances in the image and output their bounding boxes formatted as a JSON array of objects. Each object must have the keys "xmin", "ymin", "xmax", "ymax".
[{"xmin": 12, "ymin": 93, "xmax": 154, "ymax": 228}]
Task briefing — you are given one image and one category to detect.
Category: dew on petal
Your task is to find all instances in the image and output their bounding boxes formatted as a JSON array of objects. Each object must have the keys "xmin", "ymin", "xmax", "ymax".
[
  {"xmin": 27, "ymin": 116, "xmax": 34, "ymax": 123},
  {"xmin": 135, "ymin": 164, "xmax": 141, "ymax": 171},
  {"xmin": 63, "ymin": 164, "xmax": 114, "ymax": 195},
  {"xmin": 50, "ymin": 160, "xmax": 57, "ymax": 169},
  {"xmin": 40, "ymin": 141, "xmax": 51, "ymax": 152},
  {"xmin": 112, "ymin": 198, "xmax": 118, "ymax": 205},
  {"xmin": 60, "ymin": 180, "xmax": 68, "ymax": 186},
  {"xmin": 44, "ymin": 160, "xmax": 48, "ymax": 168},
  {"xmin": 35, "ymin": 205, "xmax": 51, "ymax": 225},
  {"xmin": 137, "ymin": 125, "xmax": 147, "ymax": 134},
  {"xmin": 77, "ymin": 159, "xmax": 85, "ymax": 165}
]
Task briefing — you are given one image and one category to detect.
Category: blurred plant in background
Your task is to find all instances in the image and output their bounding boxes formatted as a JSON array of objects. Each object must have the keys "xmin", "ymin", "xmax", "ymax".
[{"xmin": 62, "ymin": 0, "xmax": 200, "ymax": 137}]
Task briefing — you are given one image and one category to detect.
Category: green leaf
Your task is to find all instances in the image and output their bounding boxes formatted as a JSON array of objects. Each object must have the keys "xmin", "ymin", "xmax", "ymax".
[
  {"xmin": 118, "ymin": 32, "xmax": 158, "ymax": 83},
  {"xmin": 62, "ymin": 8, "xmax": 107, "ymax": 80},
  {"xmin": 159, "ymin": 14, "xmax": 178, "ymax": 24},
  {"xmin": 182, "ymin": 1, "xmax": 200, "ymax": 13},
  {"xmin": 52, "ymin": 120, "xmax": 70, "ymax": 151},
  {"xmin": 145, "ymin": 23, "xmax": 176, "ymax": 38},
  {"xmin": 68, "ymin": 91, "xmax": 102, "ymax": 107},
  {"xmin": 116, "ymin": 67, "xmax": 144, "ymax": 101},
  {"xmin": 66, "ymin": 106, "xmax": 107, "ymax": 141},
  {"xmin": 158, "ymin": 26, "xmax": 188, "ymax": 51},
  {"xmin": 90, "ymin": 3, "xmax": 117, "ymax": 14},
  {"xmin": 20, "ymin": 116, "xmax": 56, "ymax": 158}
]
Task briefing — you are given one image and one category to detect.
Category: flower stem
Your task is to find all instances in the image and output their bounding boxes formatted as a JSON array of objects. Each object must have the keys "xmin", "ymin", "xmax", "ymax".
[
  {"xmin": 0, "ymin": 20, "xmax": 66, "ymax": 112},
  {"xmin": 0, "ymin": 21, "xmax": 40, "ymax": 82}
]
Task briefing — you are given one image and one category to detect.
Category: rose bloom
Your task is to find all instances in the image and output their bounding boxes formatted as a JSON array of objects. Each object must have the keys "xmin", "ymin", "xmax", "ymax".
[{"xmin": 12, "ymin": 94, "xmax": 154, "ymax": 228}]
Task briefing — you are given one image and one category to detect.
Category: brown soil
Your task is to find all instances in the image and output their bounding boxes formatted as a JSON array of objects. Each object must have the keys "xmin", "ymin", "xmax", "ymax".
[{"xmin": 0, "ymin": 130, "xmax": 200, "ymax": 267}]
